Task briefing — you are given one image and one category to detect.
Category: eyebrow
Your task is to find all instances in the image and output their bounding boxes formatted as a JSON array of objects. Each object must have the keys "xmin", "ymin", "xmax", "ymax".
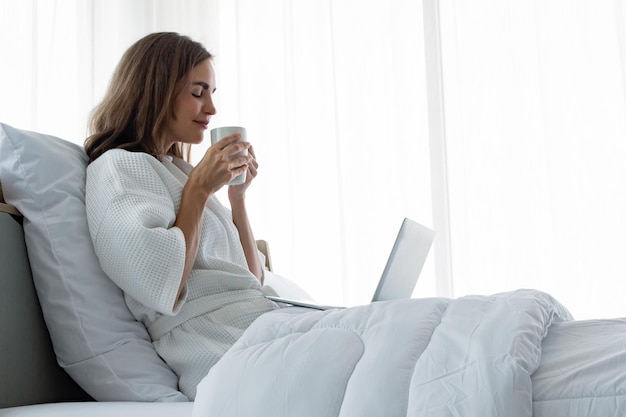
[{"xmin": 192, "ymin": 81, "xmax": 210, "ymax": 90}]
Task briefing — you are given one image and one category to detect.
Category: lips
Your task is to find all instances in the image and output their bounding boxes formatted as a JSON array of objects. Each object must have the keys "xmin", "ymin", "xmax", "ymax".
[{"xmin": 194, "ymin": 120, "xmax": 209, "ymax": 129}]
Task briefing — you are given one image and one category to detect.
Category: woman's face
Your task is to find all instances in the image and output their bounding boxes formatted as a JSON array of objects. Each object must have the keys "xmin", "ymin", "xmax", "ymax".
[{"xmin": 164, "ymin": 59, "xmax": 216, "ymax": 152}]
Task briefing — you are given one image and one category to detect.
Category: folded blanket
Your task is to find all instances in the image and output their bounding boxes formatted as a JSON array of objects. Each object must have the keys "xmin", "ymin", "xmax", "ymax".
[{"xmin": 192, "ymin": 289, "xmax": 572, "ymax": 417}]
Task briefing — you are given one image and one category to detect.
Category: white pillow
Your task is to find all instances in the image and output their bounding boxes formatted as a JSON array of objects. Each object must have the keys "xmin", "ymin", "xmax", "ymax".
[{"xmin": 0, "ymin": 123, "xmax": 187, "ymax": 402}]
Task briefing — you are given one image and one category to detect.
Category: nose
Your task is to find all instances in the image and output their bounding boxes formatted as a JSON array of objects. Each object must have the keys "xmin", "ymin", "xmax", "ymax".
[{"xmin": 203, "ymin": 96, "xmax": 216, "ymax": 116}]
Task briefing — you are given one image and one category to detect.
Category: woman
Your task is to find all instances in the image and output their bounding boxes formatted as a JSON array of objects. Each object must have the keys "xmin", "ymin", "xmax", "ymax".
[{"xmin": 84, "ymin": 32, "xmax": 279, "ymax": 399}]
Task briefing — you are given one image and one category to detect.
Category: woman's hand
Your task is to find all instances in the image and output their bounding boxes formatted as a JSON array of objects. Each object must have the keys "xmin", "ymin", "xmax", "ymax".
[
  {"xmin": 228, "ymin": 144, "xmax": 258, "ymax": 202},
  {"xmin": 190, "ymin": 133, "xmax": 252, "ymax": 196}
]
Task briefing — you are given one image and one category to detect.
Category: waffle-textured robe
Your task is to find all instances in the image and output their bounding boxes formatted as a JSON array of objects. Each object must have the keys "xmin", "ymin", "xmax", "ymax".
[{"xmin": 86, "ymin": 149, "xmax": 278, "ymax": 399}]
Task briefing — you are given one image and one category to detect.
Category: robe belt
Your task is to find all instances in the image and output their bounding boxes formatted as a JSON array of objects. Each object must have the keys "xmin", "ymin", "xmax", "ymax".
[{"xmin": 147, "ymin": 289, "xmax": 261, "ymax": 341}]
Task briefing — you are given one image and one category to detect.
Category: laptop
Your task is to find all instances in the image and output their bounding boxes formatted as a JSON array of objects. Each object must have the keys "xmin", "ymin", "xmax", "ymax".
[{"xmin": 265, "ymin": 218, "xmax": 435, "ymax": 310}]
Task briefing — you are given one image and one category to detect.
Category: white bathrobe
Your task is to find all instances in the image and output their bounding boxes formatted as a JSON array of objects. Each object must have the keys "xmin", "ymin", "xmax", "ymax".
[{"xmin": 86, "ymin": 149, "xmax": 278, "ymax": 399}]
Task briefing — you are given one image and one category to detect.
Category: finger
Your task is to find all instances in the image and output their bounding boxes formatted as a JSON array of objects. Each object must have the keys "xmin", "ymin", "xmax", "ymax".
[
  {"xmin": 231, "ymin": 164, "xmax": 249, "ymax": 180},
  {"xmin": 248, "ymin": 153, "xmax": 258, "ymax": 167},
  {"xmin": 249, "ymin": 161, "xmax": 258, "ymax": 174},
  {"xmin": 229, "ymin": 154, "xmax": 252, "ymax": 170},
  {"xmin": 233, "ymin": 162, "xmax": 249, "ymax": 172},
  {"xmin": 224, "ymin": 143, "xmax": 251, "ymax": 160},
  {"xmin": 215, "ymin": 133, "xmax": 245, "ymax": 150}
]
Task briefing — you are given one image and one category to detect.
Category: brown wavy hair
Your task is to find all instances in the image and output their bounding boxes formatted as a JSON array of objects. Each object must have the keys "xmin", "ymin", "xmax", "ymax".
[{"xmin": 85, "ymin": 32, "xmax": 212, "ymax": 163}]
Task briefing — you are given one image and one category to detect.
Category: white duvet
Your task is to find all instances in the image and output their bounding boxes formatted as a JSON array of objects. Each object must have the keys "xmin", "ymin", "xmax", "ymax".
[{"xmin": 192, "ymin": 289, "xmax": 572, "ymax": 417}]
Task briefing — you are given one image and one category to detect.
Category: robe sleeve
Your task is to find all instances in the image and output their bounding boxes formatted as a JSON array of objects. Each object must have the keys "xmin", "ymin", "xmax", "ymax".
[{"xmin": 86, "ymin": 151, "xmax": 187, "ymax": 315}]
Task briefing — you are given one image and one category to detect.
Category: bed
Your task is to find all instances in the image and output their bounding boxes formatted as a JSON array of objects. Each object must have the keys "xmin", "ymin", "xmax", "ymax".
[{"xmin": 1, "ymin": 123, "xmax": 625, "ymax": 416}]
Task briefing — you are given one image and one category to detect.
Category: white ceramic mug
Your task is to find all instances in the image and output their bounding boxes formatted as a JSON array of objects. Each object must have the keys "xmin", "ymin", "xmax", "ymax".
[{"xmin": 210, "ymin": 126, "xmax": 248, "ymax": 185}]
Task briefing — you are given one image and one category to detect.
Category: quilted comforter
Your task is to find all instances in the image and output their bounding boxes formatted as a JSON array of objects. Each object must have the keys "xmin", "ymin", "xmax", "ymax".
[{"xmin": 192, "ymin": 289, "xmax": 572, "ymax": 417}]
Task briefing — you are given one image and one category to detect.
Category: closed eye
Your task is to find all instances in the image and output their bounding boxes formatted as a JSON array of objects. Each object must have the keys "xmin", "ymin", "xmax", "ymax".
[{"xmin": 191, "ymin": 81, "xmax": 210, "ymax": 98}]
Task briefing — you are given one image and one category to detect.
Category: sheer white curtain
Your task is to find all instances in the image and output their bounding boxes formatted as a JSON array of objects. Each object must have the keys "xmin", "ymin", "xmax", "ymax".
[
  {"xmin": 0, "ymin": 0, "xmax": 92, "ymax": 140},
  {"xmin": 439, "ymin": 0, "xmax": 626, "ymax": 319}
]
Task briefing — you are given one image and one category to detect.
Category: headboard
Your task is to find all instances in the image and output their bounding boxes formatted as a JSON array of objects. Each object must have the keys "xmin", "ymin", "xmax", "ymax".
[{"xmin": 0, "ymin": 185, "xmax": 93, "ymax": 408}]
